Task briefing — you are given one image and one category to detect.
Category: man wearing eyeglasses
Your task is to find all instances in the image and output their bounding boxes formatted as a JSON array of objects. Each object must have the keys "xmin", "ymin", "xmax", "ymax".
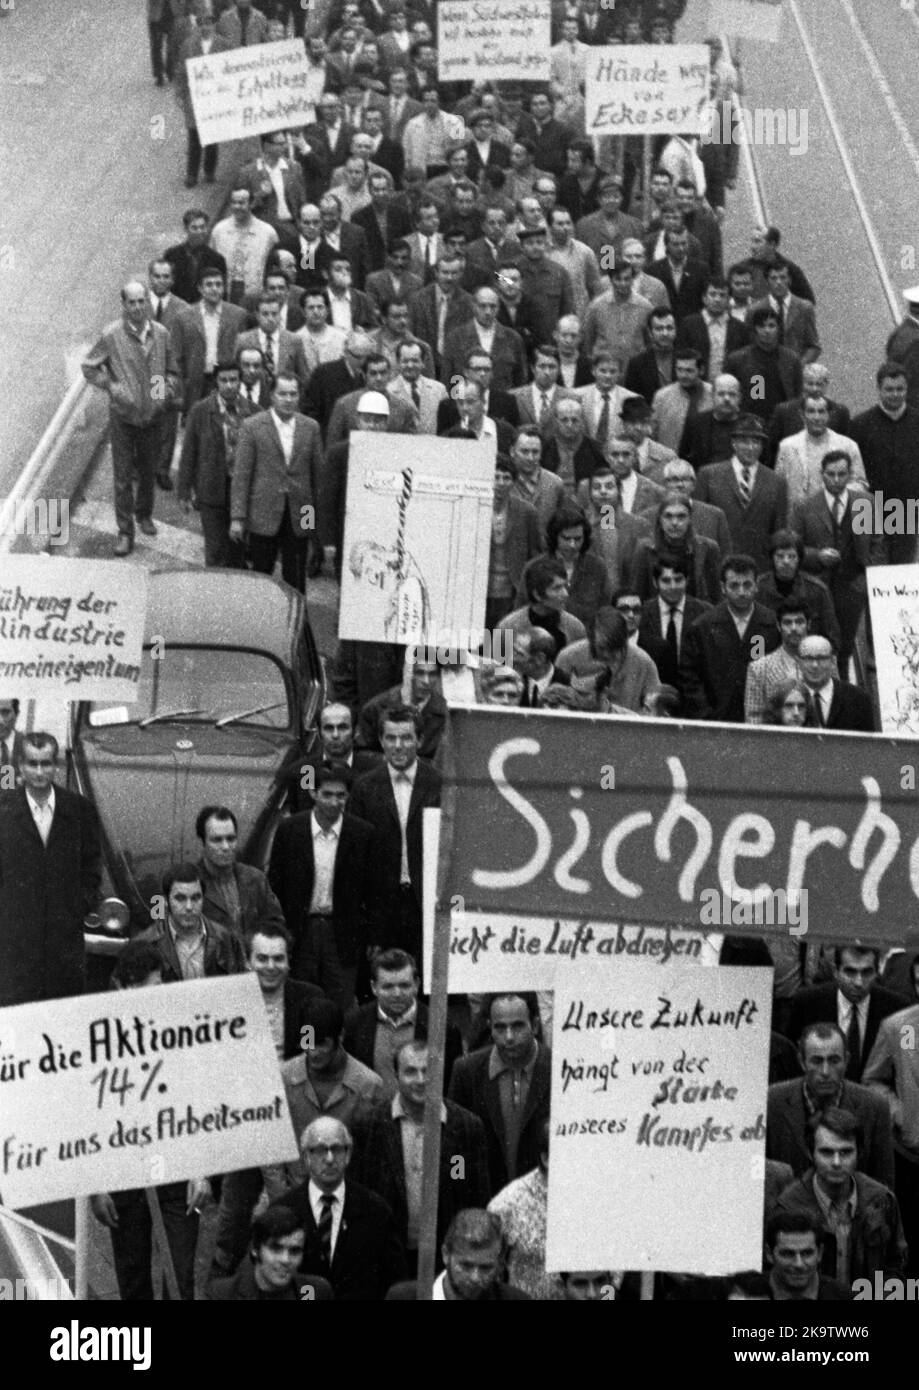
[{"xmin": 269, "ymin": 1116, "xmax": 406, "ymax": 1300}]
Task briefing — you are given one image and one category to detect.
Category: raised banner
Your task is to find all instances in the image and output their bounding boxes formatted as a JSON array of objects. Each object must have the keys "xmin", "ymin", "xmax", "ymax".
[
  {"xmin": 708, "ymin": 0, "xmax": 783, "ymax": 41},
  {"xmin": 439, "ymin": 705, "xmax": 919, "ymax": 945},
  {"xmin": 585, "ymin": 44, "xmax": 710, "ymax": 136},
  {"xmin": 0, "ymin": 975, "xmax": 299, "ymax": 1208},
  {"xmin": 868, "ymin": 564, "xmax": 919, "ymax": 736},
  {"xmin": 546, "ymin": 964, "xmax": 771, "ymax": 1274},
  {"xmin": 338, "ymin": 433, "xmax": 493, "ymax": 646},
  {"xmin": 0, "ymin": 557, "xmax": 147, "ymax": 700},
  {"xmin": 186, "ymin": 39, "xmax": 323, "ymax": 146},
  {"xmin": 438, "ymin": 1, "xmax": 551, "ymax": 83}
]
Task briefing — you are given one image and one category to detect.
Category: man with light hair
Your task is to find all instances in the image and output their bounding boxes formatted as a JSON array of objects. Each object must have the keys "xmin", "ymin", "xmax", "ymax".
[
  {"xmin": 775, "ymin": 395, "xmax": 867, "ymax": 515},
  {"xmin": 621, "ymin": 238, "xmax": 669, "ymax": 311}
]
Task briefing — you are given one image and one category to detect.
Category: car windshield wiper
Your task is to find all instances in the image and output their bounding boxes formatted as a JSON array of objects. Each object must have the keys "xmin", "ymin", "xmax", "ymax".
[
  {"xmin": 215, "ymin": 701, "xmax": 287, "ymax": 729},
  {"xmin": 138, "ymin": 708, "xmax": 210, "ymax": 727}
]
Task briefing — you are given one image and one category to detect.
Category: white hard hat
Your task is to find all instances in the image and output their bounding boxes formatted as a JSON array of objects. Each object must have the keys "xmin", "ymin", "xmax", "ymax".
[{"xmin": 356, "ymin": 391, "xmax": 390, "ymax": 416}]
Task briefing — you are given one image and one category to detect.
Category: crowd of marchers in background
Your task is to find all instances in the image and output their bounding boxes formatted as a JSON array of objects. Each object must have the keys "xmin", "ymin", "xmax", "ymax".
[{"xmin": 4, "ymin": 0, "xmax": 919, "ymax": 1301}]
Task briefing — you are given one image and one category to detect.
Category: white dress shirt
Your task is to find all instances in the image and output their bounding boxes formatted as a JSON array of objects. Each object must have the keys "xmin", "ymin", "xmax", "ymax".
[
  {"xmin": 329, "ymin": 293, "xmax": 353, "ymax": 332},
  {"xmin": 271, "ymin": 409, "xmax": 296, "ymax": 463},
  {"xmin": 388, "ymin": 760, "xmax": 417, "ymax": 884},
  {"xmin": 265, "ymin": 158, "xmax": 293, "ymax": 222},
  {"xmin": 308, "ymin": 1179, "xmax": 345, "ymax": 1258},
  {"xmin": 309, "ymin": 812, "xmax": 341, "ymax": 913},
  {"xmin": 618, "ymin": 471, "xmax": 638, "ymax": 514},
  {"xmin": 26, "ymin": 786, "xmax": 55, "ymax": 845}
]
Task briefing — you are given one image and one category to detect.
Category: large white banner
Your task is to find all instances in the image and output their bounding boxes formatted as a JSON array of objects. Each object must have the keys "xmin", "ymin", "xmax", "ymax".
[
  {"xmin": 0, "ymin": 558, "xmax": 147, "ymax": 701},
  {"xmin": 586, "ymin": 44, "xmax": 710, "ymax": 136},
  {"xmin": 438, "ymin": 1, "xmax": 551, "ymax": 83},
  {"xmin": 868, "ymin": 563, "xmax": 919, "ymax": 735},
  {"xmin": 338, "ymin": 433, "xmax": 493, "ymax": 646},
  {"xmin": 546, "ymin": 964, "xmax": 771, "ymax": 1274},
  {"xmin": 0, "ymin": 975, "xmax": 299, "ymax": 1207},
  {"xmin": 186, "ymin": 39, "xmax": 323, "ymax": 146}
]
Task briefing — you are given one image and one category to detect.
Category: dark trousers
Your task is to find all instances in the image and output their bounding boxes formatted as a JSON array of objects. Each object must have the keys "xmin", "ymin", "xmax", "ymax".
[
  {"xmin": 382, "ymin": 884, "xmax": 423, "ymax": 961},
  {"xmin": 110, "ymin": 1183, "xmax": 198, "ymax": 1301},
  {"xmin": 485, "ymin": 594, "xmax": 515, "ymax": 630},
  {"xmin": 109, "ymin": 413, "xmax": 163, "ymax": 538},
  {"xmin": 293, "ymin": 915, "xmax": 357, "ymax": 1011},
  {"xmin": 211, "ymin": 1167, "xmax": 264, "ymax": 1276},
  {"xmin": 271, "ymin": 0, "xmax": 307, "ymax": 36},
  {"xmin": 148, "ymin": 17, "xmax": 173, "ymax": 82},
  {"xmin": 200, "ymin": 500, "xmax": 248, "ymax": 568},
  {"xmin": 828, "ymin": 578, "xmax": 867, "ymax": 669},
  {"xmin": 249, "ymin": 508, "xmax": 309, "ymax": 593},
  {"xmin": 186, "ymin": 126, "xmax": 218, "ymax": 182}
]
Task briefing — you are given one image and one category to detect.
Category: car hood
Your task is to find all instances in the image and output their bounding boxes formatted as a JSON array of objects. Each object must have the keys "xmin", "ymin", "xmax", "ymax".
[{"xmin": 76, "ymin": 724, "xmax": 292, "ymax": 906}]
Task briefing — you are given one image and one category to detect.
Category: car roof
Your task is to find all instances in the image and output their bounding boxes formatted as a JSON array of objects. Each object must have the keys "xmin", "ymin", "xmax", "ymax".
[{"xmin": 144, "ymin": 568, "xmax": 305, "ymax": 665}]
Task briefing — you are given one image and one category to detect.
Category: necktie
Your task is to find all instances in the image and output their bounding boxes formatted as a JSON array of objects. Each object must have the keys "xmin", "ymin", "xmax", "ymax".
[
  {"xmin": 833, "ymin": 495, "xmax": 844, "ymax": 538},
  {"xmin": 411, "ymin": 382, "xmax": 420, "ymax": 410},
  {"xmin": 155, "ymin": 298, "xmax": 164, "ymax": 322},
  {"xmin": 539, "ymin": 392, "xmax": 549, "ymax": 425},
  {"xmin": 318, "ymin": 1193, "xmax": 335, "ymax": 1263},
  {"xmin": 263, "ymin": 334, "xmax": 275, "ymax": 383},
  {"xmin": 238, "ymin": 7, "xmax": 250, "ymax": 44},
  {"xmin": 665, "ymin": 607, "xmax": 678, "ymax": 658},
  {"xmin": 738, "ymin": 465, "xmax": 752, "ymax": 506},
  {"xmin": 814, "ymin": 690, "xmax": 825, "ymax": 727},
  {"xmin": 595, "ymin": 391, "xmax": 610, "ymax": 445},
  {"xmin": 776, "ymin": 300, "xmax": 786, "ymax": 342},
  {"xmin": 845, "ymin": 1004, "xmax": 861, "ymax": 1079}
]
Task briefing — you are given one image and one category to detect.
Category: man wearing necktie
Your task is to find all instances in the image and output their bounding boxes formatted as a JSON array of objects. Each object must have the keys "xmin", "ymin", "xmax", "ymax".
[
  {"xmin": 0, "ymin": 732, "xmax": 102, "ymax": 1006},
  {"xmin": 788, "ymin": 944, "xmax": 909, "ymax": 1085}
]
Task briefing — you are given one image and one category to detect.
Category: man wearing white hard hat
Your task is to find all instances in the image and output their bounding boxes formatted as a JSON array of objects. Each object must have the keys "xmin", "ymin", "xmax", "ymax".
[
  {"xmin": 321, "ymin": 391, "xmax": 391, "ymax": 579},
  {"xmin": 885, "ymin": 286, "xmax": 919, "ymax": 409}
]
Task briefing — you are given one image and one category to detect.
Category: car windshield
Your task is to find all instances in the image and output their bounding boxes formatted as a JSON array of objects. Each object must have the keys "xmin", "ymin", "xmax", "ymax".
[{"xmin": 85, "ymin": 646, "xmax": 291, "ymax": 730}]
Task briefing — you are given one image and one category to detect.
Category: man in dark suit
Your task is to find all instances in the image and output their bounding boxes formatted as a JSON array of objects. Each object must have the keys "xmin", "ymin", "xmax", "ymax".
[
  {"xmin": 788, "ymin": 945, "xmax": 909, "ymax": 1082},
  {"xmin": 798, "ymin": 635, "xmax": 875, "ymax": 732},
  {"xmin": 284, "ymin": 700, "xmax": 381, "ymax": 812},
  {"xmin": 348, "ymin": 705, "xmax": 441, "ymax": 963},
  {"xmin": 408, "ymin": 256, "xmax": 474, "ymax": 372},
  {"xmin": 441, "ymin": 285, "xmax": 527, "ymax": 393},
  {"xmin": 448, "ymin": 992, "xmax": 552, "ymax": 1194},
  {"xmin": 302, "ymin": 332, "xmax": 373, "ymax": 439},
  {"xmin": 343, "ymin": 948, "xmax": 462, "ymax": 1095},
  {"xmin": 624, "ymin": 306, "xmax": 677, "ymax": 403},
  {"xmin": 680, "ymin": 372, "xmax": 742, "ymax": 471},
  {"xmin": 234, "ymin": 297, "xmax": 311, "ymax": 399},
  {"xmin": 269, "ymin": 764, "xmax": 380, "ymax": 1005},
  {"xmin": 638, "ymin": 557, "xmax": 712, "ymax": 697},
  {"xmin": 0, "ymin": 698, "xmax": 25, "ymax": 789},
  {"xmin": 271, "ymin": 1115, "xmax": 406, "ymax": 1300},
  {"xmin": 794, "ymin": 451, "xmax": 878, "ymax": 668},
  {"xmin": 301, "ymin": 93, "xmax": 357, "ymax": 199},
  {"xmin": 229, "ymin": 375, "xmax": 321, "ymax": 593},
  {"xmin": 362, "ymin": 107, "xmax": 406, "ymax": 187},
  {"xmin": 679, "ymin": 553, "xmax": 780, "ymax": 721},
  {"xmin": 318, "ymin": 191, "xmax": 369, "ymax": 288},
  {"xmin": 243, "ymin": 267, "xmax": 305, "ymax": 333},
  {"xmin": 528, "ymin": 91, "xmax": 571, "ymax": 178},
  {"xmin": 649, "ymin": 230, "xmax": 708, "ymax": 324},
  {"xmin": 695, "ymin": 414, "xmax": 788, "ymax": 574},
  {"xmin": 747, "ymin": 262, "xmax": 821, "ymax": 364},
  {"xmin": 766, "ymin": 1023, "xmax": 895, "ymax": 1188},
  {"xmin": 676, "ymin": 277, "xmax": 750, "ymax": 380},
  {"xmin": 386, "ymin": 1208, "xmax": 531, "ymax": 1299},
  {"xmin": 436, "ymin": 343, "xmax": 521, "ymax": 432},
  {"xmin": 364, "ymin": 240, "xmax": 423, "ymax": 316},
  {"xmin": 171, "ymin": 269, "xmax": 249, "ymax": 412},
  {"xmin": 350, "ymin": 172, "xmax": 414, "ymax": 274},
  {"xmin": 164, "ymin": 210, "xmax": 227, "ymax": 304},
  {"xmin": 209, "ymin": 922, "xmax": 326, "ymax": 1279},
  {"xmin": 351, "ymin": 1039, "xmax": 491, "ymax": 1268},
  {"xmin": 0, "ymin": 732, "xmax": 101, "ymax": 1006},
  {"xmin": 177, "ymin": 360, "xmax": 257, "ymax": 567}
]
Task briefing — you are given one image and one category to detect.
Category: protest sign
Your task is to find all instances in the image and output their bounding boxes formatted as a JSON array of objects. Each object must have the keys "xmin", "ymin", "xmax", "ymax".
[
  {"xmin": 546, "ymin": 964, "xmax": 771, "ymax": 1274},
  {"xmin": 438, "ymin": 2, "xmax": 551, "ymax": 84},
  {"xmin": 439, "ymin": 705, "xmax": 919, "ymax": 945},
  {"xmin": 868, "ymin": 564, "xmax": 919, "ymax": 736},
  {"xmin": 186, "ymin": 39, "xmax": 323, "ymax": 146},
  {"xmin": 0, "ymin": 975, "xmax": 299, "ymax": 1208},
  {"xmin": 585, "ymin": 44, "xmax": 710, "ymax": 136},
  {"xmin": 338, "ymin": 434, "xmax": 494, "ymax": 646},
  {"xmin": 708, "ymin": 0, "xmax": 782, "ymax": 41},
  {"xmin": 0, "ymin": 557, "xmax": 147, "ymax": 701}
]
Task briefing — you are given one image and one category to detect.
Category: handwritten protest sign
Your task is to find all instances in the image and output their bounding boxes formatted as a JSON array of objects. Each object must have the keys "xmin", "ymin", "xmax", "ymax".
[
  {"xmin": 440, "ymin": 705, "xmax": 916, "ymax": 945},
  {"xmin": 438, "ymin": 1, "xmax": 551, "ymax": 83},
  {"xmin": 0, "ymin": 975, "xmax": 299, "ymax": 1208},
  {"xmin": 585, "ymin": 44, "xmax": 710, "ymax": 136},
  {"xmin": 708, "ymin": 0, "xmax": 782, "ymax": 41},
  {"xmin": 0, "ymin": 557, "xmax": 147, "ymax": 701},
  {"xmin": 339, "ymin": 434, "xmax": 493, "ymax": 647},
  {"xmin": 546, "ymin": 964, "xmax": 771, "ymax": 1273},
  {"xmin": 186, "ymin": 39, "xmax": 323, "ymax": 146},
  {"xmin": 868, "ymin": 564, "xmax": 919, "ymax": 736}
]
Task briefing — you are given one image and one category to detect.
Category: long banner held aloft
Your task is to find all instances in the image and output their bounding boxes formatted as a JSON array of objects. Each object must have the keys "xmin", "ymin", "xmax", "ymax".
[{"xmin": 439, "ymin": 706, "xmax": 919, "ymax": 945}]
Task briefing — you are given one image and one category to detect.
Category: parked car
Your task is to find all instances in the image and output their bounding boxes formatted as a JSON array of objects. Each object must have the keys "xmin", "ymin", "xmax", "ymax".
[{"xmin": 68, "ymin": 568, "xmax": 324, "ymax": 927}]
